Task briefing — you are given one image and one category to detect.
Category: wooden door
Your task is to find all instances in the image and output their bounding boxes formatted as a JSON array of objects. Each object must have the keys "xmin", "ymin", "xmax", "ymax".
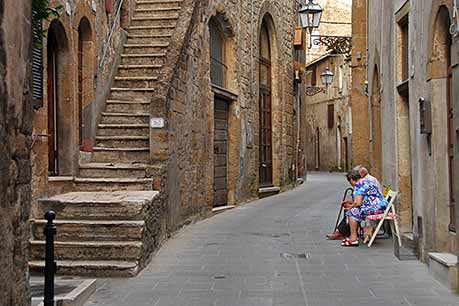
[
  {"xmin": 214, "ymin": 98, "xmax": 229, "ymax": 207},
  {"xmin": 47, "ymin": 33, "xmax": 58, "ymax": 175},
  {"xmin": 259, "ymin": 59, "xmax": 273, "ymax": 187}
]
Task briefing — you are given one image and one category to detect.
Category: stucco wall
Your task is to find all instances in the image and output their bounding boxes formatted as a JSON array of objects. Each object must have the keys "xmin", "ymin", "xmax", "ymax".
[{"xmin": 366, "ymin": 0, "xmax": 459, "ymax": 265}]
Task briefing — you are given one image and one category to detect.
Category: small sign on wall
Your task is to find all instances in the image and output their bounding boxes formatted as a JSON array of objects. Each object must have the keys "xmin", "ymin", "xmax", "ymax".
[{"xmin": 150, "ymin": 117, "xmax": 165, "ymax": 129}]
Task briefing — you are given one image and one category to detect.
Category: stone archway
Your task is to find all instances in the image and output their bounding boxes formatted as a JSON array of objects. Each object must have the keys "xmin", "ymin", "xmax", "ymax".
[
  {"xmin": 77, "ymin": 17, "xmax": 95, "ymax": 151},
  {"xmin": 47, "ymin": 20, "xmax": 71, "ymax": 176},
  {"xmin": 257, "ymin": 13, "xmax": 281, "ymax": 188},
  {"xmin": 428, "ymin": 5, "xmax": 455, "ymax": 244}
]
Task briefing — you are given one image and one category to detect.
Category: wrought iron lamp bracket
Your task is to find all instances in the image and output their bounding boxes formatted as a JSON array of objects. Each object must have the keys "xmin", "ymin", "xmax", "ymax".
[
  {"xmin": 305, "ymin": 86, "xmax": 325, "ymax": 96},
  {"xmin": 313, "ymin": 35, "xmax": 352, "ymax": 57}
]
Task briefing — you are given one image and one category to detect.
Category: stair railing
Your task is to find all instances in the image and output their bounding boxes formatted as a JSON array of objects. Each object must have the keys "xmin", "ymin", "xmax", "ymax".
[{"xmin": 98, "ymin": 0, "xmax": 124, "ymax": 69}]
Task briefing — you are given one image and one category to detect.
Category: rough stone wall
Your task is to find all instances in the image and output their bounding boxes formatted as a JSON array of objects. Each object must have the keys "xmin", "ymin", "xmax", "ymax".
[
  {"xmin": 0, "ymin": 0, "xmax": 33, "ymax": 305},
  {"xmin": 31, "ymin": 0, "xmax": 130, "ymax": 207},
  {"xmin": 366, "ymin": 0, "xmax": 459, "ymax": 275},
  {"xmin": 165, "ymin": 0, "xmax": 297, "ymax": 231},
  {"xmin": 305, "ymin": 55, "xmax": 352, "ymax": 171}
]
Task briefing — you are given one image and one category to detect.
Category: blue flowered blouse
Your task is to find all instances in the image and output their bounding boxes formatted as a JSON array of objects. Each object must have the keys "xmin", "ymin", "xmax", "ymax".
[{"xmin": 353, "ymin": 179, "xmax": 388, "ymax": 211}]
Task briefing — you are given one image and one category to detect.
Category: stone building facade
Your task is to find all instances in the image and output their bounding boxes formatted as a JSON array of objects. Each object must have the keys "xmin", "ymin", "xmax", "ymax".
[
  {"xmin": 305, "ymin": 54, "xmax": 352, "ymax": 172},
  {"xmin": 27, "ymin": 0, "xmax": 299, "ymax": 277},
  {"xmin": 0, "ymin": 0, "xmax": 33, "ymax": 305},
  {"xmin": 303, "ymin": 0, "xmax": 352, "ymax": 172},
  {"xmin": 359, "ymin": 0, "xmax": 459, "ymax": 292}
]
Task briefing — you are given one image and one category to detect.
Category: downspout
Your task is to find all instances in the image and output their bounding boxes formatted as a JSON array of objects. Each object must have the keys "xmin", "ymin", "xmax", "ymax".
[{"xmin": 366, "ymin": 0, "xmax": 373, "ymax": 167}]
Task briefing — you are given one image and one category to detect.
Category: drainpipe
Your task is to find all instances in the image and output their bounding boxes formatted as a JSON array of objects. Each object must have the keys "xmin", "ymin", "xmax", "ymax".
[{"xmin": 366, "ymin": 0, "xmax": 373, "ymax": 169}]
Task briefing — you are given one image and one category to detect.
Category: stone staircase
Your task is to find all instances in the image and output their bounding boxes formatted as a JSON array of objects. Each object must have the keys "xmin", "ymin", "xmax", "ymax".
[{"xmin": 29, "ymin": 0, "xmax": 183, "ymax": 276}]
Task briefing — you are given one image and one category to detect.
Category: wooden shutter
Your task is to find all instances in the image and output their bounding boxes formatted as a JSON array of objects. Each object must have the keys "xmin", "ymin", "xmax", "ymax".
[
  {"xmin": 327, "ymin": 104, "xmax": 334, "ymax": 129},
  {"xmin": 31, "ymin": 9, "xmax": 43, "ymax": 107},
  {"xmin": 294, "ymin": 28, "xmax": 303, "ymax": 48}
]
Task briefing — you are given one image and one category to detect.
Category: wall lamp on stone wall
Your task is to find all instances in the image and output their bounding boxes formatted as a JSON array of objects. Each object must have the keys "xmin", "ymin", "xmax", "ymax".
[
  {"xmin": 299, "ymin": 0, "xmax": 323, "ymax": 48},
  {"xmin": 305, "ymin": 67, "xmax": 334, "ymax": 96}
]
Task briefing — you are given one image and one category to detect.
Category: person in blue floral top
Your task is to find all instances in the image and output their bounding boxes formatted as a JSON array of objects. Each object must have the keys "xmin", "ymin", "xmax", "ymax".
[{"xmin": 341, "ymin": 169, "xmax": 388, "ymax": 247}]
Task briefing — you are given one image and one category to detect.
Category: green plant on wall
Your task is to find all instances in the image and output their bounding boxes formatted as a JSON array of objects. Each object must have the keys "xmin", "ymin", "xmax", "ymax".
[{"xmin": 32, "ymin": 0, "xmax": 63, "ymax": 45}]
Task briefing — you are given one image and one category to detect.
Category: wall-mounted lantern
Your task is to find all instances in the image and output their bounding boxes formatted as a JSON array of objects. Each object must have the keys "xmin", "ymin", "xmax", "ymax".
[
  {"xmin": 320, "ymin": 67, "xmax": 334, "ymax": 87},
  {"xmin": 299, "ymin": 0, "xmax": 323, "ymax": 48},
  {"xmin": 419, "ymin": 97, "xmax": 432, "ymax": 135}
]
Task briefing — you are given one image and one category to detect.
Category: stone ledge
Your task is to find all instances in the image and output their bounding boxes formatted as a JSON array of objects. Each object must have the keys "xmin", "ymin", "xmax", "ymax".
[
  {"xmin": 429, "ymin": 252, "xmax": 458, "ymax": 267},
  {"xmin": 48, "ymin": 176, "xmax": 74, "ymax": 182},
  {"xmin": 32, "ymin": 278, "xmax": 96, "ymax": 306},
  {"xmin": 212, "ymin": 205, "xmax": 236, "ymax": 213},
  {"xmin": 259, "ymin": 187, "xmax": 281, "ymax": 194}
]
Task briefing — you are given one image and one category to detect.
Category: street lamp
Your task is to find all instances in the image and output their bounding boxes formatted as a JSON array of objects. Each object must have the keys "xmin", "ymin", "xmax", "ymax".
[
  {"xmin": 320, "ymin": 67, "xmax": 334, "ymax": 87},
  {"xmin": 305, "ymin": 66, "xmax": 334, "ymax": 96},
  {"xmin": 299, "ymin": 0, "xmax": 323, "ymax": 33},
  {"xmin": 299, "ymin": 0, "xmax": 323, "ymax": 48}
]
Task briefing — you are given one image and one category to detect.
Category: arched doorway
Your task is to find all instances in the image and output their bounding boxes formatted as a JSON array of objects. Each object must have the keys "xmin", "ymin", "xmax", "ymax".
[
  {"xmin": 259, "ymin": 19, "xmax": 273, "ymax": 187},
  {"xmin": 77, "ymin": 17, "xmax": 93, "ymax": 151},
  {"xmin": 371, "ymin": 67, "xmax": 382, "ymax": 180},
  {"xmin": 430, "ymin": 6, "xmax": 455, "ymax": 232},
  {"xmin": 47, "ymin": 21, "xmax": 70, "ymax": 176}
]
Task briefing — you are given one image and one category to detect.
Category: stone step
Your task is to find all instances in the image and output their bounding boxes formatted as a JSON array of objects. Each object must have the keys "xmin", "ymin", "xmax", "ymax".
[
  {"xmin": 133, "ymin": 9, "xmax": 180, "ymax": 19},
  {"xmin": 117, "ymin": 64, "xmax": 162, "ymax": 77},
  {"xmin": 120, "ymin": 52, "xmax": 166, "ymax": 66},
  {"xmin": 101, "ymin": 112, "xmax": 150, "ymax": 124},
  {"xmin": 96, "ymin": 135, "xmax": 149, "ymax": 148},
  {"xmin": 73, "ymin": 177, "xmax": 154, "ymax": 191},
  {"xmin": 29, "ymin": 260, "xmax": 139, "ymax": 277},
  {"xmin": 134, "ymin": 7, "xmax": 180, "ymax": 12},
  {"xmin": 79, "ymin": 162, "xmax": 149, "ymax": 178},
  {"xmin": 91, "ymin": 147, "xmax": 150, "ymax": 163},
  {"xmin": 31, "ymin": 220, "xmax": 145, "ymax": 241},
  {"xmin": 36, "ymin": 191, "xmax": 158, "ymax": 221},
  {"xmin": 123, "ymin": 43, "xmax": 169, "ymax": 54},
  {"xmin": 130, "ymin": 15, "xmax": 178, "ymax": 27},
  {"xmin": 105, "ymin": 100, "xmax": 150, "ymax": 112},
  {"xmin": 127, "ymin": 25, "xmax": 175, "ymax": 36},
  {"xmin": 113, "ymin": 76, "xmax": 159, "ymax": 88},
  {"xmin": 126, "ymin": 34, "xmax": 171, "ymax": 45},
  {"xmin": 30, "ymin": 240, "xmax": 142, "ymax": 261},
  {"xmin": 97, "ymin": 123, "xmax": 149, "ymax": 137},
  {"xmin": 136, "ymin": 0, "xmax": 183, "ymax": 10},
  {"xmin": 110, "ymin": 86, "xmax": 156, "ymax": 100}
]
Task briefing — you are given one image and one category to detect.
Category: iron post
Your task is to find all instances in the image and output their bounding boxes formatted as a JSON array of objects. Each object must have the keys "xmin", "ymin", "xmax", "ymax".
[{"xmin": 43, "ymin": 210, "xmax": 57, "ymax": 306}]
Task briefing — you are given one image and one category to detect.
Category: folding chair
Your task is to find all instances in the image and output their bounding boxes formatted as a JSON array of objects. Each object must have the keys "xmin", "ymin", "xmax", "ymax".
[{"xmin": 366, "ymin": 190, "xmax": 402, "ymax": 247}]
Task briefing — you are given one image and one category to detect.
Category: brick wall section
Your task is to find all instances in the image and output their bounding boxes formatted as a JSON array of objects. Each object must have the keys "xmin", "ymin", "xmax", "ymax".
[
  {"xmin": 0, "ymin": 0, "xmax": 33, "ymax": 305},
  {"xmin": 164, "ymin": 0, "xmax": 297, "ymax": 231}
]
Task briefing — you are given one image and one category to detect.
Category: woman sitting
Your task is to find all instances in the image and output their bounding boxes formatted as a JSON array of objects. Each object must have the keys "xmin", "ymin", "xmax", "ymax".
[{"xmin": 341, "ymin": 169, "xmax": 388, "ymax": 247}]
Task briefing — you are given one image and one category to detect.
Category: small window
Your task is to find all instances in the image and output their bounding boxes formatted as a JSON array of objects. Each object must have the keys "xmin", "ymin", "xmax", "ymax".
[
  {"xmin": 338, "ymin": 65, "xmax": 344, "ymax": 91},
  {"xmin": 327, "ymin": 104, "xmax": 334, "ymax": 129},
  {"xmin": 399, "ymin": 17, "xmax": 409, "ymax": 81},
  {"xmin": 209, "ymin": 19, "xmax": 226, "ymax": 87},
  {"xmin": 311, "ymin": 65, "xmax": 317, "ymax": 86}
]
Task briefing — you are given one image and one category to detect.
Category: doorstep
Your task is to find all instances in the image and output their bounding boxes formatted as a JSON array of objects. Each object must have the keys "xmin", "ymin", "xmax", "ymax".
[
  {"xmin": 428, "ymin": 252, "xmax": 458, "ymax": 293},
  {"xmin": 31, "ymin": 277, "xmax": 96, "ymax": 306},
  {"xmin": 258, "ymin": 186, "xmax": 280, "ymax": 199},
  {"xmin": 212, "ymin": 205, "xmax": 236, "ymax": 214}
]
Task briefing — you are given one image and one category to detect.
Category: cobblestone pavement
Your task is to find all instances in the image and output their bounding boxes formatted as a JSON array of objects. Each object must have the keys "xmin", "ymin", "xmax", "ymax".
[{"xmin": 86, "ymin": 172, "xmax": 459, "ymax": 306}]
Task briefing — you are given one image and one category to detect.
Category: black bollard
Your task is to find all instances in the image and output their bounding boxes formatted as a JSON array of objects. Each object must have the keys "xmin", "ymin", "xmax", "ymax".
[{"xmin": 43, "ymin": 210, "xmax": 57, "ymax": 306}]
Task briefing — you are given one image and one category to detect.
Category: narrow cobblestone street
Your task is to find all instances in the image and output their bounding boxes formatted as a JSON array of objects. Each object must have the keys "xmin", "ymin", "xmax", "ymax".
[{"xmin": 85, "ymin": 173, "xmax": 459, "ymax": 306}]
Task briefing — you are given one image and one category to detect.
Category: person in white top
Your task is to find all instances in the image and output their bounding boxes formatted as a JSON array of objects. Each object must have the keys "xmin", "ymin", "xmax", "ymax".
[{"xmin": 355, "ymin": 165, "xmax": 383, "ymax": 194}]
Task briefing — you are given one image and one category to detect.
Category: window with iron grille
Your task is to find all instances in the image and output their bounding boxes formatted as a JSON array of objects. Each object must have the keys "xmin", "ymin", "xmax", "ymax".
[
  {"xmin": 32, "ymin": 8, "xmax": 43, "ymax": 105},
  {"xmin": 209, "ymin": 19, "xmax": 226, "ymax": 87}
]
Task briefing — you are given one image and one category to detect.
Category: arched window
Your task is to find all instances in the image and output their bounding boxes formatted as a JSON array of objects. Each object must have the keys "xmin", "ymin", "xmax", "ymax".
[
  {"xmin": 259, "ymin": 19, "xmax": 273, "ymax": 186},
  {"xmin": 209, "ymin": 19, "xmax": 226, "ymax": 87}
]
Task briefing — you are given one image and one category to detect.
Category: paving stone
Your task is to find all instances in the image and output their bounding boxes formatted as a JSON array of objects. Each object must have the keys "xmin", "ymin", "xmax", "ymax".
[{"xmin": 86, "ymin": 173, "xmax": 459, "ymax": 306}]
